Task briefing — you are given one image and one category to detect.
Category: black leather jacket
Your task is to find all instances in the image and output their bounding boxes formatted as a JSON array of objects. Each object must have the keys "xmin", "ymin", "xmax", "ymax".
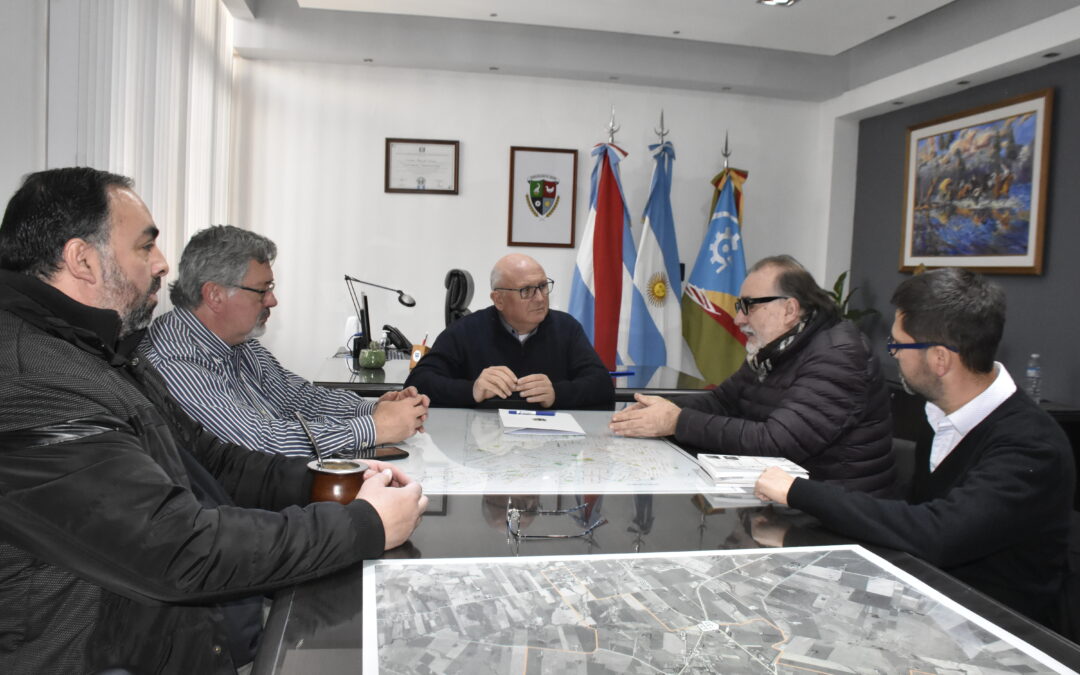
[
  {"xmin": 674, "ymin": 318, "xmax": 896, "ymax": 495},
  {"xmin": 0, "ymin": 271, "xmax": 385, "ymax": 674}
]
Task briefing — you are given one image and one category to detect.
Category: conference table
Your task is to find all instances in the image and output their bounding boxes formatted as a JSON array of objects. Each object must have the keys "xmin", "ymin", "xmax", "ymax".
[{"xmin": 252, "ymin": 408, "xmax": 1080, "ymax": 674}]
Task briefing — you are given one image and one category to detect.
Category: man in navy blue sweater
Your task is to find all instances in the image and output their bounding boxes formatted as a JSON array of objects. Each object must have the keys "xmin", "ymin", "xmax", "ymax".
[
  {"xmin": 754, "ymin": 268, "xmax": 1074, "ymax": 627},
  {"xmin": 405, "ymin": 254, "xmax": 613, "ymax": 409}
]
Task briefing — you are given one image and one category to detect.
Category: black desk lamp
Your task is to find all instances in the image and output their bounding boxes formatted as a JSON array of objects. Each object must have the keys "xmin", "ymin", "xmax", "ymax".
[{"xmin": 344, "ymin": 275, "xmax": 416, "ymax": 356}]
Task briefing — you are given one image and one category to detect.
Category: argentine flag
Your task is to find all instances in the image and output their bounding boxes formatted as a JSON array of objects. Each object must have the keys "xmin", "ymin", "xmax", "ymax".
[
  {"xmin": 626, "ymin": 142, "xmax": 697, "ymax": 377},
  {"xmin": 568, "ymin": 143, "xmax": 636, "ymax": 371}
]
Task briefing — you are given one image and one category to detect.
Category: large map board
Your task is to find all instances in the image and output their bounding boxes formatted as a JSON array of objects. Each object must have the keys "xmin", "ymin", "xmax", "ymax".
[{"xmin": 363, "ymin": 545, "xmax": 1071, "ymax": 674}]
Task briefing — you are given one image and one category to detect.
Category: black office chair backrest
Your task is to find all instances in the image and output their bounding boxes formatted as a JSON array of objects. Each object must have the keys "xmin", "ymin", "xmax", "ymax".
[{"xmin": 444, "ymin": 268, "xmax": 474, "ymax": 327}]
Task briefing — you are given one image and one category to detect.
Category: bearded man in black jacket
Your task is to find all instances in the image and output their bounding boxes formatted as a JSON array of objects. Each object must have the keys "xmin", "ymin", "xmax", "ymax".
[
  {"xmin": 0, "ymin": 168, "xmax": 427, "ymax": 674},
  {"xmin": 755, "ymin": 268, "xmax": 1074, "ymax": 628},
  {"xmin": 610, "ymin": 255, "xmax": 896, "ymax": 495}
]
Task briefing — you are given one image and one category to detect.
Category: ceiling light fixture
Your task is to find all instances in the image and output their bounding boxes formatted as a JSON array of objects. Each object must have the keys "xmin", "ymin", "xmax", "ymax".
[{"xmin": 756, "ymin": 0, "xmax": 799, "ymax": 6}]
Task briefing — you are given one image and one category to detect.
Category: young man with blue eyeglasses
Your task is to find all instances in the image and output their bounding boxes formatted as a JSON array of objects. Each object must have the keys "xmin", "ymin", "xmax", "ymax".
[{"xmin": 755, "ymin": 267, "xmax": 1073, "ymax": 628}]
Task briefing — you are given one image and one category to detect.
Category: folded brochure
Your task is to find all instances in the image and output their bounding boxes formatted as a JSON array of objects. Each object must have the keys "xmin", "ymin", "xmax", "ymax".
[
  {"xmin": 498, "ymin": 409, "xmax": 585, "ymax": 435},
  {"xmin": 696, "ymin": 453, "xmax": 809, "ymax": 485}
]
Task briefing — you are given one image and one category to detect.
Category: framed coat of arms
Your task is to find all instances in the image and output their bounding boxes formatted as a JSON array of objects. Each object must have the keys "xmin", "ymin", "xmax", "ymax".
[{"xmin": 507, "ymin": 146, "xmax": 578, "ymax": 247}]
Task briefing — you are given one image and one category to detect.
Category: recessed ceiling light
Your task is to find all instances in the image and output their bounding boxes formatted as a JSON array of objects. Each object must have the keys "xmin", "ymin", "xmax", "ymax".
[
  {"xmin": 757, "ymin": 0, "xmax": 799, "ymax": 6},
  {"xmin": 1043, "ymin": 52, "xmax": 1061, "ymax": 58},
  {"xmin": 957, "ymin": 80, "xmax": 971, "ymax": 85}
]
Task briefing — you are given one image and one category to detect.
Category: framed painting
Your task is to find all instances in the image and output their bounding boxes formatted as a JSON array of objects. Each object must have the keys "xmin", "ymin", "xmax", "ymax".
[
  {"xmin": 385, "ymin": 138, "xmax": 459, "ymax": 194},
  {"xmin": 900, "ymin": 89, "xmax": 1053, "ymax": 274},
  {"xmin": 507, "ymin": 146, "xmax": 578, "ymax": 247}
]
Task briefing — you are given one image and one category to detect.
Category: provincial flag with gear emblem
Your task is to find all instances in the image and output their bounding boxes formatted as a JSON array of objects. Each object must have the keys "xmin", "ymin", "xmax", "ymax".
[
  {"xmin": 682, "ymin": 169, "xmax": 749, "ymax": 384},
  {"xmin": 625, "ymin": 142, "xmax": 699, "ymax": 377},
  {"xmin": 569, "ymin": 143, "xmax": 636, "ymax": 371}
]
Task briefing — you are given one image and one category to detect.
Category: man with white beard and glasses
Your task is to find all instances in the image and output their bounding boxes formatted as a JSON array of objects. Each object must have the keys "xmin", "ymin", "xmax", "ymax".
[
  {"xmin": 610, "ymin": 254, "xmax": 895, "ymax": 495},
  {"xmin": 754, "ymin": 268, "xmax": 1073, "ymax": 627},
  {"xmin": 143, "ymin": 225, "xmax": 428, "ymax": 459}
]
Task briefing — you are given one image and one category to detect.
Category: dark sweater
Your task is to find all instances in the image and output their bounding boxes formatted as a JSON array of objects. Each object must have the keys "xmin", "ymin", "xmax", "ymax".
[
  {"xmin": 404, "ymin": 306, "xmax": 614, "ymax": 408},
  {"xmin": 673, "ymin": 319, "xmax": 895, "ymax": 495},
  {"xmin": 788, "ymin": 390, "xmax": 1074, "ymax": 625}
]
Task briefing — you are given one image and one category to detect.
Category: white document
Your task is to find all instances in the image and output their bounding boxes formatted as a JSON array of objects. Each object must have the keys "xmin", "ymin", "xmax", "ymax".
[
  {"xmin": 498, "ymin": 408, "xmax": 585, "ymax": 435},
  {"xmin": 696, "ymin": 453, "xmax": 808, "ymax": 484}
]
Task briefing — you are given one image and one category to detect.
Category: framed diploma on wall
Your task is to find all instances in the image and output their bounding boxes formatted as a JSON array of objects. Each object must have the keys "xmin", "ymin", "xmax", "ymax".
[{"xmin": 385, "ymin": 138, "xmax": 460, "ymax": 194}]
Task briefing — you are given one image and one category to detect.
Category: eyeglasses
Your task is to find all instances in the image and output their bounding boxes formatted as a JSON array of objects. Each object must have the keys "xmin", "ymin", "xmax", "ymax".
[
  {"xmin": 493, "ymin": 278, "xmax": 555, "ymax": 300},
  {"xmin": 505, "ymin": 497, "xmax": 607, "ymax": 540},
  {"xmin": 734, "ymin": 295, "xmax": 788, "ymax": 315},
  {"xmin": 231, "ymin": 281, "xmax": 275, "ymax": 299},
  {"xmin": 885, "ymin": 338, "xmax": 958, "ymax": 358}
]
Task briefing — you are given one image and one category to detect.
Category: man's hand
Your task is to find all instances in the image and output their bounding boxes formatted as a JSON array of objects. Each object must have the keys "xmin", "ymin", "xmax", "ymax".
[
  {"xmin": 361, "ymin": 459, "xmax": 415, "ymax": 487},
  {"xmin": 473, "ymin": 366, "xmax": 518, "ymax": 403},
  {"xmin": 754, "ymin": 467, "xmax": 797, "ymax": 506},
  {"xmin": 516, "ymin": 373, "xmax": 555, "ymax": 408},
  {"xmin": 609, "ymin": 393, "xmax": 680, "ymax": 437},
  {"xmin": 377, "ymin": 386, "xmax": 420, "ymax": 403},
  {"xmin": 372, "ymin": 394, "xmax": 428, "ymax": 444},
  {"xmin": 357, "ymin": 468, "xmax": 428, "ymax": 550}
]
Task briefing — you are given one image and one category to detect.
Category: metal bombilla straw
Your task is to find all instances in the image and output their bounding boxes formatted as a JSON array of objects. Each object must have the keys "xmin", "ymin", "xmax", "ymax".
[{"xmin": 295, "ymin": 411, "xmax": 325, "ymax": 468}]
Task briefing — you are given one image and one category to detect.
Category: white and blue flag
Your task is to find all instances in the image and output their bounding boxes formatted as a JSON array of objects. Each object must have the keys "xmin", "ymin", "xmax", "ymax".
[{"xmin": 626, "ymin": 142, "xmax": 690, "ymax": 375}]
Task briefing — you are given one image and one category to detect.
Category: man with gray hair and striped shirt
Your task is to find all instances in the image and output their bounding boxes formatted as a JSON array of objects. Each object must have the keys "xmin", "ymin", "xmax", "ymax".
[{"xmin": 143, "ymin": 225, "xmax": 428, "ymax": 458}]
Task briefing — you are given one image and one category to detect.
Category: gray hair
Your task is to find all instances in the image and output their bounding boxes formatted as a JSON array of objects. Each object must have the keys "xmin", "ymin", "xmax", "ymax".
[
  {"xmin": 169, "ymin": 225, "xmax": 277, "ymax": 310},
  {"xmin": 749, "ymin": 254, "xmax": 839, "ymax": 323}
]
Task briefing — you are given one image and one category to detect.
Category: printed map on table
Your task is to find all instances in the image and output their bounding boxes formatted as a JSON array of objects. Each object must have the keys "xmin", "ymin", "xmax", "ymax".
[
  {"xmin": 397, "ymin": 411, "xmax": 713, "ymax": 494},
  {"xmin": 363, "ymin": 545, "xmax": 1069, "ymax": 674}
]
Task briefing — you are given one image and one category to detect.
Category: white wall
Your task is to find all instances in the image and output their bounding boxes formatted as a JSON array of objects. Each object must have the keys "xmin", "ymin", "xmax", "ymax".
[
  {"xmin": 230, "ymin": 60, "xmax": 824, "ymax": 379},
  {"xmin": 0, "ymin": 0, "xmax": 47, "ymax": 197}
]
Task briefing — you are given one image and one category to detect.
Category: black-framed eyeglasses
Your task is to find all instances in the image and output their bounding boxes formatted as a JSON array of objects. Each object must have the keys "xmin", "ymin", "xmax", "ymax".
[
  {"xmin": 886, "ymin": 338, "xmax": 958, "ymax": 358},
  {"xmin": 734, "ymin": 295, "xmax": 788, "ymax": 315},
  {"xmin": 505, "ymin": 497, "xmax": 607, "ymax": 540},
  {"xmin": 493, "ymin": 278, "xmax": 555, "ymax": 300},
  {"xmin": 231, "ymin": 281, "xmax": 275, "ymax": 299}
]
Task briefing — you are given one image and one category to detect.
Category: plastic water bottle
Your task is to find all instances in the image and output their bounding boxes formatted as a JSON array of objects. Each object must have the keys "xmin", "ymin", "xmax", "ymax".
[{"xmin": 1024, "ymin": 353, "xmax": 1041, "ymax": 402}]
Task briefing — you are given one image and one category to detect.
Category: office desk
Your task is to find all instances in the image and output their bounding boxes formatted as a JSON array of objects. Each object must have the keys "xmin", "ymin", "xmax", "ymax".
[
  {"xmin": 314, "ymin": 356, "xmax": 711, "ymax": 402},
  {"xmin": 254, "ymin": 493, "xmax": 1080, "ymax": 673},
  {"xmin": 253, "ymin": 407, "xmax": 1080, "ymax": 673}
]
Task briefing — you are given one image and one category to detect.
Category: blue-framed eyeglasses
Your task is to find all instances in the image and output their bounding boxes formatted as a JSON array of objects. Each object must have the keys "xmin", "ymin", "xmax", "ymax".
[
  {"xmin": 886, "ymin": 338, "xmax": 958, "ymax": 358},
  {"xmin": 493, "ymin": 278, "xmax": 555, "ymax": 300},
  {"xmin": 734, "ymin": 295, "xmax": 788, "ymax": 315}
]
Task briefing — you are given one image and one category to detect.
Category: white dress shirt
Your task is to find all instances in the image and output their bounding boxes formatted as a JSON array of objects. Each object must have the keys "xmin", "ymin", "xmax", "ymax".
[{"xmin": 925, "ymin": 362, "xmax": 1017, "ymax": 472}]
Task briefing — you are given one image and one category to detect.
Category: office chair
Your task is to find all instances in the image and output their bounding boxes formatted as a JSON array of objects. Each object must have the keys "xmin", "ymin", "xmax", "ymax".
[{"xmin": 444, "ymin": 268, "xmax": 474, "ymax": 328}]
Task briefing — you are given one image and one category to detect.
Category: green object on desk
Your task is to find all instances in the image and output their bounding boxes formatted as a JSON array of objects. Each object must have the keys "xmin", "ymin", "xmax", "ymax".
[{"xmin": 357, "ymin": 344, "xmax": 387, "ymax": 369}]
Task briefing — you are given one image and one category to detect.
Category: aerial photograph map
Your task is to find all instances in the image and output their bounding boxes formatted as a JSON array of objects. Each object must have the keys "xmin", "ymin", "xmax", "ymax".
[{"xmin": 363, "ymin": 545, "xmax": 1070, "ymax": 674}]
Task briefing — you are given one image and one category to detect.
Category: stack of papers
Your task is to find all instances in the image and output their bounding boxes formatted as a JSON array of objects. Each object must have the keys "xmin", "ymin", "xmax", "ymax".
[
  {"xmin": 696, "ymin": 454, "xmax": 809, "ymax": 486},
  {"xmin": 497, "ymin": 409, "xmax": 585, "ymax": 436}
]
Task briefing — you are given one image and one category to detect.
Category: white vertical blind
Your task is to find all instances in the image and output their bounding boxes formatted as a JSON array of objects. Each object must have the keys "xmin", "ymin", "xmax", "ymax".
[{"xmin": 59, "ymin": 0, "xmax": 234, "ymax": 304}]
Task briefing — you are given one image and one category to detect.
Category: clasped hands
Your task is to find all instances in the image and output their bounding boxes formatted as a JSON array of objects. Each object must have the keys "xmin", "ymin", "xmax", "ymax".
[
  {"xmin": 372, "ymin": 386, "xmax": 429, "ymax": 444},
  {"xmin": 472, "ymin": 366, "xmax": 555, "ymax": 408}
]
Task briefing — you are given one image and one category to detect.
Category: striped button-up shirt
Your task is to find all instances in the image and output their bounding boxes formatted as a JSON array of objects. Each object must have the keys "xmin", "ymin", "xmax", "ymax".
[{"xmin": 142, "ymin": 307, "xmax": 377, "ymax": 458}]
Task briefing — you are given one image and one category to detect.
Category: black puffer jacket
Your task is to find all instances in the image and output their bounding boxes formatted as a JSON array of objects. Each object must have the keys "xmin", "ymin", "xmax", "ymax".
[
  {"xmin": 673, "ymin": 318, "xmax": 895, "ymax": 495},
  {"xmin": 0, "ymin": 271, "xmax": 385, "ymax": 674}
]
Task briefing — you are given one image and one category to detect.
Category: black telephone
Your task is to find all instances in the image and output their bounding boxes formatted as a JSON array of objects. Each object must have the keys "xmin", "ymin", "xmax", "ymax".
[{"xmin": 383, "ymin": 324, "xmax": 411, "ymax": 351}]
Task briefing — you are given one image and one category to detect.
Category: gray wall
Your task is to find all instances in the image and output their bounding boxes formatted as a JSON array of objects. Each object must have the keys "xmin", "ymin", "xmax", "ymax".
[{"xmin": 851, "ymin": 54, "xmax": 1080, "ymax": 406}]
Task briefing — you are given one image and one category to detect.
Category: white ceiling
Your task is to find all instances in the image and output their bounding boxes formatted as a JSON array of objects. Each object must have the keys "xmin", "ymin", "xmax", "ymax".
[{"xmin": 297, "ymin": 0, "xmax": 955, "ymax": 56}]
